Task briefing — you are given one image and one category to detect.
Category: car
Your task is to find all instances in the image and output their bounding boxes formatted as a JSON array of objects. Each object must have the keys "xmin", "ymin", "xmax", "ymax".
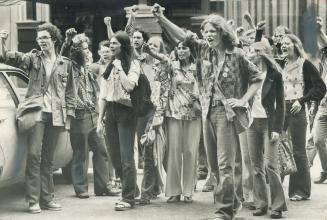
[{"xmin": 0, "ymin": 63, "xmax": 73, "ymax": 188}]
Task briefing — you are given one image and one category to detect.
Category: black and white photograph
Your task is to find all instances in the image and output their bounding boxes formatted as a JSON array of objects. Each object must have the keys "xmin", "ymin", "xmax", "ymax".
[{"xmin": 0, "ymin": 0, "xmax": 327, "ymax": 219}]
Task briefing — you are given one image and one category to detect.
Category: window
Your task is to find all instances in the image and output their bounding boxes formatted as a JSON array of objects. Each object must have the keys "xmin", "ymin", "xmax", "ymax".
[
  {"xmin": 0, "ymin": 73, "xmax": 15, "ymax": 109},
  {"xmin": 6, "ymin": 71, "xmax": 28, "ymax": 101}
]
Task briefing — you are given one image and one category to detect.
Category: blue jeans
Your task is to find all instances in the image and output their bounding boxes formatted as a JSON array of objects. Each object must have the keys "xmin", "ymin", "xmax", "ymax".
[
  {"xmin": 204, "ymin": 106, "xmax": 241, "ymax": 220},
  {"xmin": 247, "ymin": 118, "xmax": 287, "ymax": 211},
  {"xmin": 284, "ymin": 103, "xmax": 311, "ymax": 199},
  {"xmin": 105, "ymin": 102, "xmax": 138, "ymax": 205}
]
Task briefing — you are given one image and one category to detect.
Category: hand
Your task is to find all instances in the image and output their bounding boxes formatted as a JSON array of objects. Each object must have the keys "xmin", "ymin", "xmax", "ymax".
[
  {"xmin": 290, "ymin": 100, "xmax": 302, "ymax": 114},
  {"xmin": 152, "ymin": 3, "xmax": 164, "ymax": 18},
  {"xmin": 243, "ymin": 12, "xmax": 253, "ymax": 25},
  {"xmin": 270, "ymin": 132, "xmax": 280, "ymax": 143},
  {"xmin": 130, "ymin": 5, "xmax": 138, "ymax": 17},
  {"xmin": 317, "ymin": 16, "xmax": 323, "ymax": 30},
  {"xmin": 193, "ymin": 101, "xmax": 202, "ymax": 115},
  {"xmin": 104, "ymin": 17, "xmax": 111, "ymax": 26},
  {"xmin": 227, "ymin": 19, "xmax": 235, "ymax": 29},
  {"xmin": 112, "ymin": 59, "xmax": 123, "ymax": 71},
  {"xmin": 152, "ymin": 116, "xmax": 163, "ymax": 128},
  {"xmin": 142, "ymin": 43, "xmax": 151, "ymax": 54},
  {"xmin": 65, "ymin": 28, "xmax": 77, "ymax": 43},
  {"xmin": 309, "ymin": 104, "xmax": 316, "ymax": 116},
  {"xmin": 227, "ymin": 98, "xmax": 247, "ymax": 108},
  {"xmin": 0, "ymin": 30, "xmax": 8, "ymax": 41},
  {"xmin": 96, "ymin": 121, "xmax": 104, "ymax": 134},
  {"xmin": 236, "ymin": 27, "xmax": 245, "ymax": 37},
  {"xmin": 257, "ymin": 20, "xmax": 266, "ymax": 30},
  {"xmin": 65, "ymin": 115, "xmax": 72, "ymax": 130}
]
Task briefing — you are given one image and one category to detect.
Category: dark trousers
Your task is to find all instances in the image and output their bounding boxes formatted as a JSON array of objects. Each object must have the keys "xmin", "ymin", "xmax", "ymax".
[
  {"xmin": 284, "ymin": 103, "xmax": 311, "ymax": 199},
  {"xmin": 136, "ymin": 108, "xmax": 161, "ymax": 200},
  {"xmin": 247, "ymin": 118, "xmax": 287, "ymax": 211},
  {"xmin": 105, "ymin": 102, "xmax": 138, "ymax": 205},
  {"xmin": 70, "ymin": 110, "xmax": 110, "ymax": 195},
  {"xmin": 26, "ymin": 112, "xmax": 65, "ymax": 204}
]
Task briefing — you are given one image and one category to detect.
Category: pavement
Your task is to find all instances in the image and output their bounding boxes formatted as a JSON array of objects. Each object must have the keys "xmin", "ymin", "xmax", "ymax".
[{"xmin": 1, "ymin": 160, "xmax": 327, "ymax": 220}]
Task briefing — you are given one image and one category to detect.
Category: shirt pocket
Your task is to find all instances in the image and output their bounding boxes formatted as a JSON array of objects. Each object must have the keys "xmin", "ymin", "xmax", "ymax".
[{"xmin": 58, "ymin": 72, "xmax": 69, "ymax": 87}]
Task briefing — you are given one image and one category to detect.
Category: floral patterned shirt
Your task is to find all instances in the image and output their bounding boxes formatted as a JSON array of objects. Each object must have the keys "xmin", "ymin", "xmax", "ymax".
[{"xmin": 164, "ymin": 60, "xmax": 201, "ymax": 120}]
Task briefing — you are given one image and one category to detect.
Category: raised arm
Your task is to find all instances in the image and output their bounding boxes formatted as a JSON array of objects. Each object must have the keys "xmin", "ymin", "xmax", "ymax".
[
  {"xmin": 142, "ymin": 43, "xmax": 169, "ymax": 62},
  {"xmin": 255, "ymin": 20, "xmax": 266, "ymax": 42},
  {"xmin": 243, "ymin": 12, "xmax": 256, "ymax": 30},
  {"xmin": 104, "ymin": 17, "xmax": 114, "ymax": 40},
  {"xmin": 0, "ymin": 30, "xmax": 8, "ymax": 60},
  {"xmin": 317, "ymin": 17, "xmax": 327, "ymax": 48},
  {"xmin": 60, "ymin": 28, "xmax": 77, "ymax": 56},
  {"xmin": 125, "ymin": 5, "xmax": 138, "ymax": 37},
  {"xmin": 152, "ymin": 3, "xmax": 186, "ymax": 42}
]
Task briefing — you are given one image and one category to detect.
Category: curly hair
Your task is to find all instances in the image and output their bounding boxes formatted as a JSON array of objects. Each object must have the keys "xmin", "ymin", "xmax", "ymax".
[
  {"xmin": 37, "ymin": 22, "xmax": 63, "ymax": 49},
  {"xmin": 200, "ymin": 14, "xmax": 237, "ymax": 50},
  {"xmin": 70, "ymin": 33, "xmax": 90, "ymax": 66}
]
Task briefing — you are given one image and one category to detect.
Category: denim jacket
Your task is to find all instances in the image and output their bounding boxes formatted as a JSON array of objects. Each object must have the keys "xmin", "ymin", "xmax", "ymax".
[{"xmin": 5, "ymin": 49, "xmax": 77, "ymax": 127}]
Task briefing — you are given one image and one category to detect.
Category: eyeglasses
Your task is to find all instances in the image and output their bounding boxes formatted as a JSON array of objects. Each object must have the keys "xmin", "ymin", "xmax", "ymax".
[{"xmin": 36, "ymin": 36, "xmax": 52, "ymax": 41}]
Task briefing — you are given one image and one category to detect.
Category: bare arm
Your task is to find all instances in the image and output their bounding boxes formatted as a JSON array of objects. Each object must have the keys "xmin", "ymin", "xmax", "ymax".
[
  {"xmin": 152, "ymin": 4, "xmax": 186, "ymax": 42},
  {"xmin": 142, "ymin": 43, "xmax": 169, "ymax": 62},
  {"xmin": 317, "ymin": 17, "xmax": 327, "ymax": 48},
  {"xmin": 244, "ymin": 12, "xmax": 256, "ymax": 30},
  {"xmin": 104, "ymin": 17, "xmax": 114, "ymax": 40}
]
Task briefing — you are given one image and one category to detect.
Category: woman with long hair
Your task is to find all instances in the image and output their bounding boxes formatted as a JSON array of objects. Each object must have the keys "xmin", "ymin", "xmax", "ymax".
[
  {"xmin": 280, "ymin": 34, "xmax": 326, "ymax": 201},
  {"xmin": 152, "ymin": 5, "xmax": 264, "ymax": 219},
  {"xmin": 97, "ymin": 31, "xmax": 141, "ymax": 211},
  {"xmin": 135, "ymin": 36, "xmax": 170, "ymax": 205},
  {"xmin": 246, "ymin": 38, "xmax": 287, "ymax": 219},
  {"xmin": 144, "ymin": 37, "xmax": 202, "ymax": 203}
]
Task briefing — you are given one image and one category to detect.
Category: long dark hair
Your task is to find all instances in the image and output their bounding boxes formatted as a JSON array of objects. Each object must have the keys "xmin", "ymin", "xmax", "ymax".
[{"xmin": 103, "ymin": 31, "xmax": 133, "ymax": 79}]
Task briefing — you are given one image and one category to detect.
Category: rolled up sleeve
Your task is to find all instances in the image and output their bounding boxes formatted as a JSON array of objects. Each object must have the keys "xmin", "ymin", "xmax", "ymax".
[{"xmin": 127, "ymin": 60, "xmax": 141, "ymax": 86}]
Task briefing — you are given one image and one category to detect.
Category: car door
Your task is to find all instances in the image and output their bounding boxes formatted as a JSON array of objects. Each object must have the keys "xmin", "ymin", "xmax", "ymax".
[{"xmin": 0, "ymin": 71, "xmax": 27, "ymax": 186}]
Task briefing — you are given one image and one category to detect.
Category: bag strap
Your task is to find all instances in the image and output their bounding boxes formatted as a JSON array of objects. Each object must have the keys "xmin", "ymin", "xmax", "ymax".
[{"xmin": 41, "ymin": 57, "xmax": 57, "ymax": 95}]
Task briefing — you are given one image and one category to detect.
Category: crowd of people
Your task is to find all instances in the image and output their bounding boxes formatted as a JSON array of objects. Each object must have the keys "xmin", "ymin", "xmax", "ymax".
[{"xmin": 1, "ymin": 3, "xmax": 327, "ymax": 220}]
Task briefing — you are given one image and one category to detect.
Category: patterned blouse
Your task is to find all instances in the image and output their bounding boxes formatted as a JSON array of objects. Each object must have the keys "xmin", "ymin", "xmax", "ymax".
[
  {"xmin": 282, "ymin": 58, "xmax": 305, "ymax": 101},
  {"xmin": 163, "ymin": 60, "xmax": 201, "ymax": 120}
]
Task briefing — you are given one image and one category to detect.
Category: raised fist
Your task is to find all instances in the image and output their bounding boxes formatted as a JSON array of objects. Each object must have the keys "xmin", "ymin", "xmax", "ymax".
[
  {"xmin": 152, "ymin": 3, "xmax": 164, "ymax": 18},
  {"xmin": 104, "ymin": 17, "xmax": 111, "ymax": 26},
  {"xmin": 65, "ymin": 28, "xmax": 77, "ymax": 43},
  {"xmin": 142, "ymin": 43, "xmax": 151, "ymax": 54},
  {"xmin": 257, "ymin": 20, "xmax": 266, "ymax": 30},
  {"xmin": 236, "ymin": 27, "xmax": 245, "ymax": 36},
  {"xmin": 0, "ymin": 30, "xmax": 8, "ymax": 41}
]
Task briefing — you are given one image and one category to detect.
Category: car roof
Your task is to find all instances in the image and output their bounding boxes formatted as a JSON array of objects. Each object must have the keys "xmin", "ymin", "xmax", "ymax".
[{"xmin": 0, "ymin": 63, "xmax": 28, "ymax": 76}]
